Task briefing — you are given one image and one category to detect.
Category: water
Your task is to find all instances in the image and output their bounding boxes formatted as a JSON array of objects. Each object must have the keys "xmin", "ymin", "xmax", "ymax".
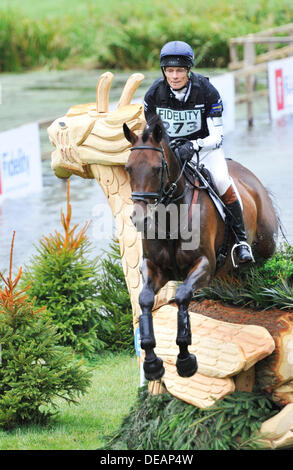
[{"xmin": 0, "ymin": 68, "xmax": 292, "ymax": 273}]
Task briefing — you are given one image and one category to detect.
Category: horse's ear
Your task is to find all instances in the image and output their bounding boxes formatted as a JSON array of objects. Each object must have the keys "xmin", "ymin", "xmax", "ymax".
[
  {"xmin": 152, "ymin": 123, "xmax": 163, "ymax": 144},
  {"xmin": 123, "ymin": 123, "xmax": 138, "ymax": 144}
]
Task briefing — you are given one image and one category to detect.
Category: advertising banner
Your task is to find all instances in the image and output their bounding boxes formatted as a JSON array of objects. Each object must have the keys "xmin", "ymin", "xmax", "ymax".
[
  {"xmin": 0, "ymin": 122, "xmax": 42, "ymax": 201},
  {"xmin": 210, "ymin": 73, "xmax": 235, "ymax": 134},
  {"xmin": 268, "ymin": 57, "xmax": 293, "ymax": 119}
]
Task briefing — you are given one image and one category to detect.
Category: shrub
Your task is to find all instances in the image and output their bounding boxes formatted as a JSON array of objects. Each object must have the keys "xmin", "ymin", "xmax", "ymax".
[
  {"xmin": 0, "ymin": 9, "xmax": 71, "ymax": 72},
  {"xmin": 194, "ymin": 243, "xmax": 293, "ymax": 310},
  {"xmin": 95, "ymin": 239, "xmax": 133, "ymax": 353},
  {"xmin": 0, "ymin": 232, "xmax": 91, "ymax": 429},
  {"xmin": 22, "ymin": 181, "xmax": 111, "ymax": 357},
  {"xmin": 103, "ymin": 386, "xmax": 280, "ymax": 450},
  {"xmin": 1, "ymin": 0, "xmax": 293, "ymax": 72}
]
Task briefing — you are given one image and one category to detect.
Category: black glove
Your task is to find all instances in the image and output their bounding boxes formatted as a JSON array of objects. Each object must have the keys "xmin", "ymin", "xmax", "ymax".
[{"xmin": 170, "ymin": 140, "xmax": 195, "ymax": 162}]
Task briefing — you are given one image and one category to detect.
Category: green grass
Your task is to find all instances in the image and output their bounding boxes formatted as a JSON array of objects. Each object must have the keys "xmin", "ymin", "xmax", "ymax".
[
  {"xmin": 0, "ymin": 352, "xmax": 139, "ymax": 450},
  {"xmin": 1, "ymin": 0, "xmax": 293, "ymax": 71}
]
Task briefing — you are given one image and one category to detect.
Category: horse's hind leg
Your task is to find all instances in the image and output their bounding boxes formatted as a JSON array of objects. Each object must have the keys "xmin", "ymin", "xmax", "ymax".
[
  {"xmin": 175, "ymin": 255, "xmax": 212, "ymax": 377},
  {"xmin": 139, "ymin": 259, "xmax": 168, "ymax": 381}
]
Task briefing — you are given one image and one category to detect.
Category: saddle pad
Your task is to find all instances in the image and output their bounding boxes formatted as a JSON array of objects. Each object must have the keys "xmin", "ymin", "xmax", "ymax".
[{"xmin": 188, "ymin": 177, "xmax": 226, "ymax": 222}]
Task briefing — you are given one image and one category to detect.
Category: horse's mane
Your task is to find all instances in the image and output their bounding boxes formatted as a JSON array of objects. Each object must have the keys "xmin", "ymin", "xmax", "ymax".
[{"xmin": 142, "ymin": 115, "xmax": 168, "ymax": 143}]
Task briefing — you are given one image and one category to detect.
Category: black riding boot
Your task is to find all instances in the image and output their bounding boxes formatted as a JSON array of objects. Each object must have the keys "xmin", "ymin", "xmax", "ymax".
[{"xmin": 226, "ymin": 200, "xmax": 254, "ymax": 264}]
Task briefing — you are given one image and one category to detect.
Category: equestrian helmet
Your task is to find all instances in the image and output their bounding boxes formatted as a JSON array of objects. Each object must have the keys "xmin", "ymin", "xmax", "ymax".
[{"xmin": 160, "ymin": 41, "xmax": 194, "ymax": 68}]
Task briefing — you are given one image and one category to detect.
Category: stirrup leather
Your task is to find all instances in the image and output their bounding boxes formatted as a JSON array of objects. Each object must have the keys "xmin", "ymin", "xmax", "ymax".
[{"xmin": 231, "ymin": 241, "xmax": 255, "ymax": 268}]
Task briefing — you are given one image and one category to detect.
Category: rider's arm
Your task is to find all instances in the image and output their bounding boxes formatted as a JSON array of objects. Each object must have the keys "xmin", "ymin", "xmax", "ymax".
[
  {"xmin": 195, "ymin": 115, "xmax": 223, "ymax": 150},
  {"xmin": 194, "ymin": 80, "xmax": 224, "ymax": 150}
]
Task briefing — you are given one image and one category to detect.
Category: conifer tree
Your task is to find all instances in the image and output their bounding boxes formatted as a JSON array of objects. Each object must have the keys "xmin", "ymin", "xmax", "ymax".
[
  {"xmin": 22, "ymin": 180, "xmax": 110, "ymax": 357},
  {"xmin": 0, "ymin": 232, "xmax": 91, "ymax": 429}
]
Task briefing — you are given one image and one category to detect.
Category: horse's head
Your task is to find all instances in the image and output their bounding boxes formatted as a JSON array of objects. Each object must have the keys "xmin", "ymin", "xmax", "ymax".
[{"xmin": 123, "ymin": 116, "xmax": 170, "ymax": 232}]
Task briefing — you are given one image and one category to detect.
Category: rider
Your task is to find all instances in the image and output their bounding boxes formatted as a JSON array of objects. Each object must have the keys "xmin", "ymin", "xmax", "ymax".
[{"xmin": 143, "ymin": 40, "xmax": 253, "ymax": 264}]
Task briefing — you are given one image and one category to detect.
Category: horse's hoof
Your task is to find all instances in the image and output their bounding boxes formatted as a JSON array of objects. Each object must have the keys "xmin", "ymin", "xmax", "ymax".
[
  {"xmin": 143, "ymin": 357, "xmax": 165, "ymax": 381},
  {"xmin": 176, "ymin": 354, "xmax": 198, "ymax": 377}
]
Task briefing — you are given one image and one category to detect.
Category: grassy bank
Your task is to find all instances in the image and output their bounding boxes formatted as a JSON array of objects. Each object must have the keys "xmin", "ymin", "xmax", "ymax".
[
  {"xmin": 0, "ymin": 353, "xmax": 139, "ymax": 450},
  {"xmin": 1, "ymin": 0, "xmax": 293, "ymax": 72}
]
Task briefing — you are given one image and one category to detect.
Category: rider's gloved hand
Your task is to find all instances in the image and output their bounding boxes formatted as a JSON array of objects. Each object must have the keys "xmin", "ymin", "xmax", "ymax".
[
  {"xmin": 191, "ymin": 140, "xmax": 200, "ymax": 152},
  {"xmin": 175, "ymin": 141, "xmax": 195, "ymax": 162}
]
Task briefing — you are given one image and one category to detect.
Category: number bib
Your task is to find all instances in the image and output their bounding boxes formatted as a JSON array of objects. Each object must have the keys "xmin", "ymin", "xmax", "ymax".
[{"xmin": 156, "ymin": 107, "xmax": 202, "ymax": 137}]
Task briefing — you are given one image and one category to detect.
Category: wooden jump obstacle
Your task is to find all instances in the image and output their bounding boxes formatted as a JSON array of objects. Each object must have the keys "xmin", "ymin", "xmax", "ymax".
[{"xmin": 229, "ymin": 23, "xmax": 293, "ymax": 126}]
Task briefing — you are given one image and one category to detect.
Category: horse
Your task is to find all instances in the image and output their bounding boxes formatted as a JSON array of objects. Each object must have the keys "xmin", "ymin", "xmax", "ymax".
[{"xmin": 123, "ymin": 115, "xmax": 278, "ymax": 381}]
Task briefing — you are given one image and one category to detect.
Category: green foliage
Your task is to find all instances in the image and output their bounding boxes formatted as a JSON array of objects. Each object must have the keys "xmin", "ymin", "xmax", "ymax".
[
  {"xmin": 22, "ymin": 182, "xmax": 133, "ymax": 356},
  {"xmin": 195, "ymin": 244, "xmax": 293, "ymax": 310},
  {"xmin": 22, "ymin": 243, "xmax": 110, "ymax": 357},
  {"xmin": 1, "ymin": 0, "xmax": 293, "ymax": 71},
  {"xmin": 21, "ymin": 181, "xmax": 112, "ymax": 357},
  {"xmin": 0, "ymin": 9, "xmax": 71, "ymax": 72},
  {"xmin": 95, "ymin": 240, "xmax": 134, "ymax": 353},
  {"xmin": 0, "ymin": 233, "xmax": 91, "ymax": 430},
  {"xmin": 103, "ymin": 387, "xmax": 280, "ymax": 450}
]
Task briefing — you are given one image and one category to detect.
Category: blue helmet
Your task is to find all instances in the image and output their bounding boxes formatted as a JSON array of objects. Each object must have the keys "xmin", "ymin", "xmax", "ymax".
[{"xmin": 160, "ymin": 41, "xmax": 194, "ymax": 68}]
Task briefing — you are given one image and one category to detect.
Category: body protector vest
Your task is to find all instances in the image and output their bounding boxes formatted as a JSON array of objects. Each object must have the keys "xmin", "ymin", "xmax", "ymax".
[{"xmin": 144, "ymin": 72, "xmax": 223, "ymax": 142}]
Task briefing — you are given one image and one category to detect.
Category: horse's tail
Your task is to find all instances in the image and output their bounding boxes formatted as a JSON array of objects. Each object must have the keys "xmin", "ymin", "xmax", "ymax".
[{"xmin": 265, "ymin": 187, "xmax": 290, "ymax": 245}]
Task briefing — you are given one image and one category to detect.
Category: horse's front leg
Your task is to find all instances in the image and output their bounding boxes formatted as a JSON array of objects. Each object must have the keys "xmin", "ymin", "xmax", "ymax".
[
  {"xmin": 175, "ymin": 255, "xmax": 213, "ymax": 377},
  {"xmin": 139, "ymin": 259, "xmax": 168, "ymax": 381}
]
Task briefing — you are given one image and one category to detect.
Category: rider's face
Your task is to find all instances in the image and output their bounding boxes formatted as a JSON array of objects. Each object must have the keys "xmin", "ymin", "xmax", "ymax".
[{"xmin": 164, "ymin": 67, "xmax": 189, "ymax": 90}]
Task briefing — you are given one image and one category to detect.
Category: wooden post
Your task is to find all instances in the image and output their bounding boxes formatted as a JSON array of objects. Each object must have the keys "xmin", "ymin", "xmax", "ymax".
[
  {"xmin": 229, "ymin": 41, "xmax": 239, "ymax": 89},
  {"xmin": 243, "ymin": 39, "xmax": 256, "ymax": 127}
]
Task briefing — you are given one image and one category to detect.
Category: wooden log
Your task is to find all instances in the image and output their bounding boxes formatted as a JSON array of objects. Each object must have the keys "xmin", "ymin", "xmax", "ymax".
[{"xmin": 190, "ymin": 299, "xmax": 293, "ymax": 408}]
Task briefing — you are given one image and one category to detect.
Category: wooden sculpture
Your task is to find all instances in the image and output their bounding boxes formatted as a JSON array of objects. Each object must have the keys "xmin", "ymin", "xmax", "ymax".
[{"xmin": 48, "ymin": 72, "xmax": 293, "ymax": 449}]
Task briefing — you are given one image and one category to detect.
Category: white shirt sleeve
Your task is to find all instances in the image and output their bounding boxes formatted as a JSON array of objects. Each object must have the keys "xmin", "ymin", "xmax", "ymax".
[{"xmin": 195, "ymin": 117, "xmax": 223, "ymax": 150}]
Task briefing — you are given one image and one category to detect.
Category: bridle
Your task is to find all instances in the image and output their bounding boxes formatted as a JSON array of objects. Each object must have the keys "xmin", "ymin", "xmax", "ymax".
[{"xmin": 129, "ymin": 144, "xmax": 188, "ymax": 206}]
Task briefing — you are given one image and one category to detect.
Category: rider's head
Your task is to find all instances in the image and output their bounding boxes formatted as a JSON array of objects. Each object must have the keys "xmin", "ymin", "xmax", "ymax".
[{"xmin": 160, "ymin": 41, "xmax": 194, "ymax": 90}]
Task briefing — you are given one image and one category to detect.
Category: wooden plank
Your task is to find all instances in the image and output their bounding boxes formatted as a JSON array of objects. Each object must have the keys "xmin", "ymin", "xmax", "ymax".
[
  {"xmin": 235, "ymin": 89, "xmax": 268, "ymax": 104},
  {"xmin": 230, "ymin": 36, "xmax": 293, "ymax": 45},
  {"xmin": 234, "ymin": 62, "xmax": 268, "ymax": 77},
  {"xmin": 230, "ymin": 23, "xmax": 293, "ymax": 42},
  {"xmin": 229, "ymin": 44, "xmax": 293, "ymax": 71}
]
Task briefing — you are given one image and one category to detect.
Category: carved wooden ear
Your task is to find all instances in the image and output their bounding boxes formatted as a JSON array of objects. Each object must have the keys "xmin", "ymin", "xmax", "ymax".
[{"xmin": 123, "ymin": 123, "xmax": 138, "ymax": 144}]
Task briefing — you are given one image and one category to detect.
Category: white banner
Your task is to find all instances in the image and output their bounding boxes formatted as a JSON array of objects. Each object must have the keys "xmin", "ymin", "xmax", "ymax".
[
  {"xmin": 210, "ymin": 73, "xmax": 235, "ymax": 134},
  {"xmin": 0, "ymin": 123, "xmax": 42, "ymax": 201},
  {"xmin": 268, "ymin": 57, "xmax": 293, "ymax": 119}
]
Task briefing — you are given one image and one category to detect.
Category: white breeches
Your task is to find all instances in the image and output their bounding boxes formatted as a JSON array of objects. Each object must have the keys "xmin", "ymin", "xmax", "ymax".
[{"xmin": 191, "ymin": 147, "xmax": 231, "ymax": 197}]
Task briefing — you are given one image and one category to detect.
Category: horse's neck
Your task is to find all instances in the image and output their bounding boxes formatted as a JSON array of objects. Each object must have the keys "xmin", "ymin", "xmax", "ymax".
[{"xmin": 162, "ymin": 139, "xmax": 189, "ymax": 203}]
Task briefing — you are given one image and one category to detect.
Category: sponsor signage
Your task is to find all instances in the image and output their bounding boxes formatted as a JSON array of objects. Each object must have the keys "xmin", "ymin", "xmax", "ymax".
[
  {"xmin": 210, "ymin": 73, "xmax": 235, "ymax": 134},
  {"xmin": 0, "ymin": 123, "xmax": 42, "ymax": 201},
  {"xmin": 268, "ymin": 57, "xmax": 293, "ymax": 119}
]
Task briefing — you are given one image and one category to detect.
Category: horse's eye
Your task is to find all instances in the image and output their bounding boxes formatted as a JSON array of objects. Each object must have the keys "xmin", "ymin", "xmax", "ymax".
[{"xmin": 153, "ymin": 166, "xmax": 161, "ymax": 175}]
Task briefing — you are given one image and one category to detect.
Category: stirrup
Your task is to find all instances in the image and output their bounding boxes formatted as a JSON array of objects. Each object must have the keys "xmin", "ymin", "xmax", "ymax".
[{"xmin": 231, "ymin": 241, "xmax": 255, "ymax": 268}]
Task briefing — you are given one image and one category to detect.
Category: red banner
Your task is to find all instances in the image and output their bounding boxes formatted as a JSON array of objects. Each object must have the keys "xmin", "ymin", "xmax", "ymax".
[{"xmin": 275, "ymin": 68, "xmax": 284, "ymax": 111}]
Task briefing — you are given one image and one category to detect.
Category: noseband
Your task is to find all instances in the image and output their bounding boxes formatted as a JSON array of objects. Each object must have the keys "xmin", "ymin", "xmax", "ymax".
[{"xmin": 129, "ymin": 144, "xmax": 187, "ymax": 206}]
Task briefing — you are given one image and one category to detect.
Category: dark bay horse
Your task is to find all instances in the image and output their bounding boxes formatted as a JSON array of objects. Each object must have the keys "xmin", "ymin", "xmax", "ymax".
[{"xmin": 123, "ymin": 116, "xmax": 278, "ymax": 381}]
